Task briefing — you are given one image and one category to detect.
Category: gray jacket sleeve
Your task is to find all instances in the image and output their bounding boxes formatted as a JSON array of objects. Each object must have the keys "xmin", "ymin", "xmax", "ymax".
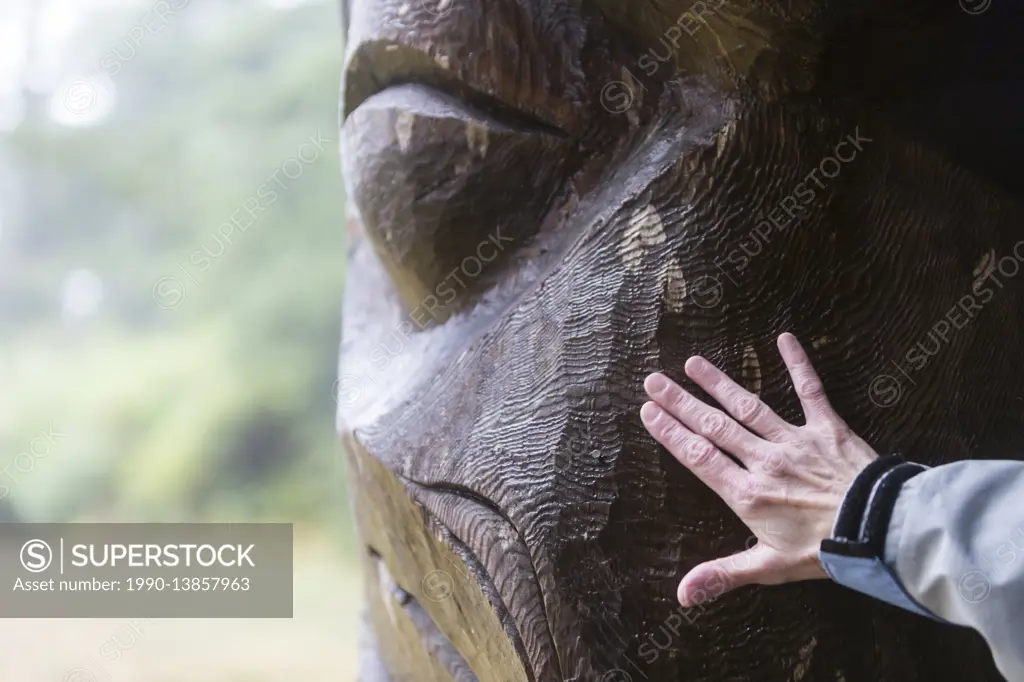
[{"xmin": 818, "ymin": 456, "xmax": 1024, "ymax": 682}]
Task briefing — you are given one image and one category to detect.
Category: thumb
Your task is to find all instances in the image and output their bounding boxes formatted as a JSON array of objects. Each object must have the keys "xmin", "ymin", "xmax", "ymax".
[{"xmin": 678, "ymin": 546, "xmax": 781, "ymax": 607}]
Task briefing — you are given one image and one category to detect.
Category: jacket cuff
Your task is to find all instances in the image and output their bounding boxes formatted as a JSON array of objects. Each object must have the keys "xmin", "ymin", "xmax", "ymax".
[{"xmin": 818, "ymin": 455, "xmax": 944, "ymax": 621}]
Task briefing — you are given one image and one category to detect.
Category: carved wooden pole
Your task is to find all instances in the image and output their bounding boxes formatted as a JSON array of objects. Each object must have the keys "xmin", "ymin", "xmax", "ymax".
[{"xmin": 339, "ymin": 1, "xmax": 1023, "ymax": 679}]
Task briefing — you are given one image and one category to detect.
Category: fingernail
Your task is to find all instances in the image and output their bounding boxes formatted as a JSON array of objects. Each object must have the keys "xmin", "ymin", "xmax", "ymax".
[
  {"xmin": 645, "ymin": 373, "xmax": 668, "ymax": 395},
  {"xmin": 686, "ymin": 357, "xmax": 707, "ymax": 375},
  {"xmin": 640, "ymin": 402, "xmax": 662, "ymax": 425}
]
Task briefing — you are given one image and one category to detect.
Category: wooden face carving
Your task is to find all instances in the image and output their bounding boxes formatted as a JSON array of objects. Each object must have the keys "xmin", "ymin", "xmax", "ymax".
[{"xmin": 338, "ymin": 1, "xmax": 1023, "ymax": 680}]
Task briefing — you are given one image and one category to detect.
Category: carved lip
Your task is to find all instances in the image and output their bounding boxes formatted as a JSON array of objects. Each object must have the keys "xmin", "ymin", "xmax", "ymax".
[
  {"xmin": 345, "ymin": 436, "xmax": 541, "ymax": 682},
  {"xmin": 367, "ymin": 548, "xmax": 479, "ymax": 679},
  {"xmin": 404, "ymin": 479, "xmax": 558, "ymax": 682}
]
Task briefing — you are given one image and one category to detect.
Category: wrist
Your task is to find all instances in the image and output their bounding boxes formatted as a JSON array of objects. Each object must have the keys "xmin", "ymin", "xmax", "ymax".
[
  {"xmin": 817, "ymin": 454, "xmax": 944, "ymax": 621},
  {"xmin": 826, "ymin": 455, "xmax": 914, "ymax": 548}
]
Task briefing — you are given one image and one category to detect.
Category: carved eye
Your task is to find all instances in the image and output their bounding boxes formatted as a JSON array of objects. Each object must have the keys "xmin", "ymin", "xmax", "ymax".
[
  {"xmin": 342, "ymin": 81, "xmax": 580, "ymax": 321},
  {"xmin": 340, "ymin": 0, "xmax": 593, "ymax": 322}
]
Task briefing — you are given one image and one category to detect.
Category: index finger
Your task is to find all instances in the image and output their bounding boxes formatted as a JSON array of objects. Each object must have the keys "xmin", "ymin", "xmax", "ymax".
[
  {"xmin": 683, "ymin": 356, "xmax": 792, "ymax": 442},
  {"xmin": 640, "ymin": 401, "xmax": 748, "ymax": 507}
]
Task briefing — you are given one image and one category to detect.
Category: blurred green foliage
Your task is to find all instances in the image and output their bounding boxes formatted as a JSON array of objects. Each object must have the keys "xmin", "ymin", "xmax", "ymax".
[{"xmin": 0, "ymin": 0, "xmax": 351, "ymax": 545}]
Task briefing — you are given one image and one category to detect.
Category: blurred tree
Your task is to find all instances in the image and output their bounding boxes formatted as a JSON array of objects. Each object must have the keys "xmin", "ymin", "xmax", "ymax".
[{"xmin": 0, "ymin": 0, "xmax": 350, "ymax": 545}]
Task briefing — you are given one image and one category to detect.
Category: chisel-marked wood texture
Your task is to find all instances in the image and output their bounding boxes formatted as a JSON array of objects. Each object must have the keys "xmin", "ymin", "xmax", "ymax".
[{"xmin": 338, "ymin": 0, "xmax": 1024, "ymax": 680}]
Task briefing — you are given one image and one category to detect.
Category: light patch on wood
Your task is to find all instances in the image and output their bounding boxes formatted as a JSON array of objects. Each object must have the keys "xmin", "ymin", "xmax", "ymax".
[
  {"xmin": 742, "ymin": 344, "xmax": 762, "ymax": 395},
  {"xmin": 618, "ymin": 65, "xmax": 644, "ymax": 112},
  {"xmin": 664, "ymin": 261, "xmax": 688, "ymax": 312},
  {"xmin": 791, "ymin": 636, "xmax": 817, "ymax": 682},
  {"xmin": 395, "ymin": 111, "xmax": 415, "ymax": 153},
  {"xmin": 811, "ymin": 335, "xmax": 831, "ymax": 349},
  {"xmin": 621, "ymin": 204, "xmax": 667, "ymax": 273},
  {"xmin": 466, "ymin": 122, "xmax": 489, "ymax": 158},
  {"xmin": 695, "ymin": 8, "xmax": 773, "ymax": 80},
  {"xmin": 347, "ymin": 50, "xmax": 362, "ymax": 75},
  {"xmin": 715, "ymin": 120, "xmax": 736, "ymax": 160},
  {"xmin": 434, "ymin": 53, "xmax": 451, "ymax": 70},
  {"xmin": 396, "ymin": 3, "xmax": 410, "ymax": 17},
  {"xmin": 973, "ymin": 248, "xmax": 996, "ymax": 290},
  {"xmin": 377, "ymin": 559, "xmax": 402, "ymax": 627}
]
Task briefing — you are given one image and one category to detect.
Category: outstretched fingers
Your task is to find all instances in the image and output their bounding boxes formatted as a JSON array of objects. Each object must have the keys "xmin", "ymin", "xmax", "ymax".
[
  {"xmin": 642, "ymin": 334, "xmax": 861, "ymax": 607},
  {"xmin": 640, "ymin": 401, "xmax": 748, "ymax": 505},
  {"xmin": 683, "ymin": 356, "xmax": 793, "ymax": 442},
  {"xmin": 644, "ymin": 373, "xmax": 764, "ymax": 465}
]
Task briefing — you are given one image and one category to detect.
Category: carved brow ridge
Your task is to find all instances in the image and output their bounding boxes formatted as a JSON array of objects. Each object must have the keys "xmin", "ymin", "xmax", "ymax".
[{"xmin": 344, "ymin": 40, "xmax": 571, "ymax": 138}]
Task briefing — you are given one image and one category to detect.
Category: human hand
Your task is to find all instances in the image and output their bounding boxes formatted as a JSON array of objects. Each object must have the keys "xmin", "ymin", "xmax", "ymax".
[{"xmin": 640, "ymin": 333, "xmax": 879, "ymax": 606}]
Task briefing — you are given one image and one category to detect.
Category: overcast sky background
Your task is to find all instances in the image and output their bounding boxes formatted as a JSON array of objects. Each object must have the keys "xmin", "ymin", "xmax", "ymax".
[{"xmin": 0, "ymin": 0, "xmax": 313, "ymax": 131}]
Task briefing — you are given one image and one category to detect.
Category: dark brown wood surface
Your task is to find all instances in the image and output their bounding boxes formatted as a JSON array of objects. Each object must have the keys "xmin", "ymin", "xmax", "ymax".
[{"xmin": 338, "ymin": 1, "xmax": 1024, "ymax": 680}]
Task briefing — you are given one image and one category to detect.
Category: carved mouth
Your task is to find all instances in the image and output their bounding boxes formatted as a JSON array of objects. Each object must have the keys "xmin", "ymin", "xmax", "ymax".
[
  {"xmin": 345, "ymin": 437, "xmax": 550, "ymax": 682},
  {"xmin": 368, "ymin": 548, "xmax": 480, "ymax": 680}
]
